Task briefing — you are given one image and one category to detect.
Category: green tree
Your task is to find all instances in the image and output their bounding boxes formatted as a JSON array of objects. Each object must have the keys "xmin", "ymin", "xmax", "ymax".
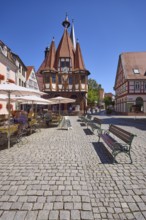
[
  {"xmin": 87, "ymin": 78, "xmax": 101, "ymax": 107},
  {"xmin": 88, "ymin": 78, "xmax": 99, "ymax": 90},
  {"xmin": 104, "ymin": 96, "xmax": 112, "ymax": 109}
]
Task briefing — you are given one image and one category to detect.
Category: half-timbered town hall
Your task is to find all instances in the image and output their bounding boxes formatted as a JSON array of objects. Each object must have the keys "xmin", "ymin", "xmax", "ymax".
[{"xmin": 36, "ymin": 15, "xmax": 90, "ymax": 114}]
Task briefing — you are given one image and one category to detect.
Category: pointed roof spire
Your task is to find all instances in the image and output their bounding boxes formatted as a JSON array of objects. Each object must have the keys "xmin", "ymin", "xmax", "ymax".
[
  {"xmin": 44, "ymin": 37, "xmax": 56, "ymax": 71},
  {"xmin": 62, "ymin": 13, "xmax": 70, "ymax": 29},
  {"xmin": 74, "ymin": 41, "xmax": 85, "ymax": 70},
  {"xmin": 55, "ymin": 29, "xmax": 75, "ymax": 69},
  {"xmin": 70, "ymin": 19, "xmax": 76, "ymax": 50}
]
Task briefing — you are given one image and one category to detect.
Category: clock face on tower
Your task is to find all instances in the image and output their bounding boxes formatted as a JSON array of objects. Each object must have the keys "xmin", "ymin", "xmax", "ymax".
[{"xmin": 62, "ymin": 67, "xmax": 69, "ymax": 73}]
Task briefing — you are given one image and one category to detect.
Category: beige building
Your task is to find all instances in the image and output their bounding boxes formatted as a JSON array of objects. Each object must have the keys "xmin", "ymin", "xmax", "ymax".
[
  {"xmin": 12, "ymin": 53, "xmax": 27, "ymax": 87},
  {"xmin": 0, "ymin": 40, "xmax": 28, "ymax": 115},
  {"xmin": 114, "ymin": 52, "xmax": 146, "ymax": 114},
  {"xmin": 0, "ymin": 41, "xmax": 18, "ymax": 115}
]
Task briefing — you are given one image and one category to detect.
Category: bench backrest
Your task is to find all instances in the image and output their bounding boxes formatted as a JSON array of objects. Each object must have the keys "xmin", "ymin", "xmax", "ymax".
[
  {"xmin": 93, "ymin": 117, "xmax": 102, "ymax": 125},
  {"xmin": 87, "ymin": 114, "xmax": 92, "ymax": 120},
  {"xmin": 109, "ymin": 124, "xmax": 135, "ymax": 144}
]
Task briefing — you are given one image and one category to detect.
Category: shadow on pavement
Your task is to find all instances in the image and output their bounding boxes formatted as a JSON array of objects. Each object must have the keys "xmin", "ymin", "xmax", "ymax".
[
  {"xmin": 80, "ymin": 123, "xmax": 86, "ymax": 127},
  {"xmin": 92, "ymin": 142, "xmax": 114, "ymax": 164},
  {"xmin": 83, "ymin": 128, "xmax": 94, "ymax": 135},
  {"xmin": 96, "ymin": 117, "xmax": 146, "ymax": 131}
]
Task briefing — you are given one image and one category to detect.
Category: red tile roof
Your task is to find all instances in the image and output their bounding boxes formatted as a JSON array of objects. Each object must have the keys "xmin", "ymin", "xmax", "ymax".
[
  {"xmin": 121, "ymin": 52, "xmax": 146, "ymax": 79},
  {"xmin": 74, "ymin": 42, "xmax": 85, "ymax": 70},
  {"xmin": 26, "ymin": 66, "xmax": 33, "ymax": 80},
  {"xmin": 55, "ymin": 29, "xmax": 75, "ymax": 69},
  {"xmin": 44, "ymin": 40, "xmax": 56, "ymax": 71}
]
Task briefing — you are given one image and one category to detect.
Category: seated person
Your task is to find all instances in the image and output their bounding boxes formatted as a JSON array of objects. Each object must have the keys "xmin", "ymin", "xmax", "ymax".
[
  {"xmin": 44, "ymin": 110, "xmax": 52, "ymax": 127},
  {"xmin": 13, "ymin": 111, "xmax": 21, "ymax": 124},
  {"xmin": 18, "ymin": 111, "xmax": 28, "ymax": 132}
]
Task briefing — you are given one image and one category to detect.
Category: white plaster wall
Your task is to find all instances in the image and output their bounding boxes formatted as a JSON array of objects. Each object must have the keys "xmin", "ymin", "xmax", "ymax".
[
  {"xmin": 81, "ymin": 84, "xmax": 85, "ymax": 90},
  {"xmin": 0, "ymin": 62, "xmax": 16, "ymax": 115}
]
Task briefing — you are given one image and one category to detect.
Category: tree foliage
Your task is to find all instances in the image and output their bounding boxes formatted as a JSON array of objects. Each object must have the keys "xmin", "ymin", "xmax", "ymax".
[
  {"xmin": 88, "ymin": 78, "xmax": 99, "ymax": 90},
  {"xmin": 104, "ymin": 96, "xmax": 115, "ymax": 109},
  {"xmin": 87, "ymin": 78, "xmax": 101, "ymax": 106}
]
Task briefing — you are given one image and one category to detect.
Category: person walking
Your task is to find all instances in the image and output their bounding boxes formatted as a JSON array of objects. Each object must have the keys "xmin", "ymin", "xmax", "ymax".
[{"xmin": 44, "ymin": 110, "xmax": 52, "ymax": 127}]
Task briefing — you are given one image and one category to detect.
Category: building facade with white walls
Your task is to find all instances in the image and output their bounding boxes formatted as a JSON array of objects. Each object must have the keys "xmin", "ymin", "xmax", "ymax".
[{"xmin": 114, "ymin": 52, "xmax": 146, "ymax": 114}]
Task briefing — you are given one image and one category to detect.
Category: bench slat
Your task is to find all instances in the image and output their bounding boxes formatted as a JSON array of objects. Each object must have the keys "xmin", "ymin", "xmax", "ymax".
[
  {"xmin": 99, "ymin": 124, "xmax": 135, "ymax": 163},
  {"xmin": 109, "ymin": 125, "xmax": 134, "ymax": 144}
]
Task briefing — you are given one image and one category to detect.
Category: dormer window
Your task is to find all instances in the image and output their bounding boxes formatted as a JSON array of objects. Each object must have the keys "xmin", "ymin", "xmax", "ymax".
[{"xmin": 133, "ymin": 69, "xmax": 140, "ymax": 74}]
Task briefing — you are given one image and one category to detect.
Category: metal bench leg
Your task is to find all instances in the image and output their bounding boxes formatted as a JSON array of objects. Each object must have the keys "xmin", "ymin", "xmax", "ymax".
[{"xmin": 128, "ymin": 152, "xmax": 133, "ymax": 164}]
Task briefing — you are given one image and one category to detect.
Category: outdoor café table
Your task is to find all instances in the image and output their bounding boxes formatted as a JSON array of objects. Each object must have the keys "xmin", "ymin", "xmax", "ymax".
[
  {"xmin": 0, "ymin": 124, "xmax": 19, "ymax": 135},
  {"xmin": 0, "ymin": 124, "xmax": 19, "ymax": 146}
]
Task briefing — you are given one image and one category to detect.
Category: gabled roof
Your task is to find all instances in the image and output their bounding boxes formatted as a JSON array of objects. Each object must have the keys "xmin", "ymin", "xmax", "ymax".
[
  {"xmin": 121, "ymin": 52, "xmax": 146, "ymax": 79},
  {"xmin": 26, "ymin": 66, "xmax": 34, "ymax": 80},
  {"xmin": 55, "ymin": 29, "xmax": 75, "ymax": 69},
  {"xmin": 74, "ymin": 42, "xmax": 85, "ymax": 70},
  {"xmin": 12, "ymin": 52, "xmax": 27, "ymax": 70},
  {"xmin": 0, "ymin": 40, "xmax": 16, "ymax": 66}
]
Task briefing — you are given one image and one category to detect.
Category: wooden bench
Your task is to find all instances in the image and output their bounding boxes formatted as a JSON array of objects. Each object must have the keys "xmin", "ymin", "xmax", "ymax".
[
  {"xmin": 79, "ymin": 114, "xmax": 92, "ymax": 124},
  {"xmin": 87, "ymin": 117, "xmax": 102, "ymax": 136},
  {"xmin": 99, "ymin": 124, "xmax": 136, "ymax": 163}
]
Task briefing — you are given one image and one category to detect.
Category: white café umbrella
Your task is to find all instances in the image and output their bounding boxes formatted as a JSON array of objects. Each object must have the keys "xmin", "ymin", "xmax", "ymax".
[
  {"xmin": 0, "ymin": 94, "xmax": 16, "ymax": 101},
  {"xmin": 0, "ymin": 83, "xmax": 45, "ymax": 149},
  {"xmin": 49, "ymin": 96, "xmax": 75, "ymax": 115},
  {"xmin": 14, "ymin": 95, "xmax": 54, "ymax": 113},
  {"xmin": 14, "ymin": 95, "xmax": 53, "ymax": 105}
]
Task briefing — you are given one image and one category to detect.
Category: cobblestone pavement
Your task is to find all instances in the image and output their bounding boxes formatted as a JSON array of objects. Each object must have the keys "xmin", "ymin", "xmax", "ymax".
[{"xmin": 0, "ymin": 115, "xmax": 145, "ymax": 220}]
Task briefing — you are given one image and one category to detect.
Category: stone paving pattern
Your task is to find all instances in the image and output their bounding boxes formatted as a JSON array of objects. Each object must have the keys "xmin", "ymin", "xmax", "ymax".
[{"xmin": 0, "ymin": 115, "xmax": 145, "ymax": 220}]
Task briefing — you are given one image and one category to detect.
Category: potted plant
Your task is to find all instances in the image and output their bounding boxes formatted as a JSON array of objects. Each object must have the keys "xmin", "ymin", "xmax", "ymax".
[
  {"xmin": 0, "ymin": 74, "xmax": 5, "ymax": 80},
  {"xmin": 7, "ymin": 79, "xmax": 15, "ymax": 83}
]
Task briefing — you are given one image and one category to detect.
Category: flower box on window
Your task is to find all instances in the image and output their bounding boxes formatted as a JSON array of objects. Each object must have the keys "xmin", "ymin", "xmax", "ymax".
[
  {"xmin": 7, "ymin": 79, "xmax": 15, "ymax": 83},
  {"xmin": 0, "ymin": 74, "xmax": 5, "ymax": 80}
]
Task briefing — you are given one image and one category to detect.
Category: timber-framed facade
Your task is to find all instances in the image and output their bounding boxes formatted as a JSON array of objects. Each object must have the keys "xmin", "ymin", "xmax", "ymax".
[
  {"xmin": 36, "ymin": 16, "xmax": 90, "ymax": 114},
  {"xmin": 114, "ymin": 52, "xmax": 146, "ymax": 114}
]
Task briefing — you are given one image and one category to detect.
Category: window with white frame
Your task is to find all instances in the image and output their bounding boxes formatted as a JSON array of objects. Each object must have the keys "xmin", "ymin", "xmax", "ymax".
[
  {"xmin": 135, "ymin": 81, "xmax": 140, "ymax": 90},
  {"xmin": 6, "ymin": 66, "xmax": 10, "ymax": 79},
  {"xmin": 31, "ymin": 72, "xmax": 35, "ymax": 79}
]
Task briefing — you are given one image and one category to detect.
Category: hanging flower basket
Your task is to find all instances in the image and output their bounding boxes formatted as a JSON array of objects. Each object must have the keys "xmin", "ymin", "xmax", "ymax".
[
  {"xmin": 7, "ymin": 79, "xmax": 15, "ymax": 83},
  {"xmin": 0, "ymin": 104, "xmax": 3, "ymax": 109},
  {"xmin": 0, "ymin": 74, "xmax": 5, "ymax": 80}
]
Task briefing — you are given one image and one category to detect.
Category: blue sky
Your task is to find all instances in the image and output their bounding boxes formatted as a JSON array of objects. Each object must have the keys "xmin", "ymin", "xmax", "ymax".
[{"xmin": 1, "ymin": 0, "xmax": 146, "ymax": 93}]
